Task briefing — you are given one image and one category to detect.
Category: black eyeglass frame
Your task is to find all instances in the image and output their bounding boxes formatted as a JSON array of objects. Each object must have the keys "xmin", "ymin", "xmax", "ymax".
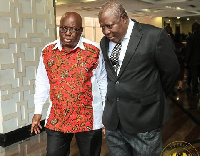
[{"xmin": 59, "ymin": 26, "xmax": 83, "ymax": 34}]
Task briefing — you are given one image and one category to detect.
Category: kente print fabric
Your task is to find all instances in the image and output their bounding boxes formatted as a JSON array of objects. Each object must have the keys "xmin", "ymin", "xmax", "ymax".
[{"xmin": 42, "ymin": 42, "xmax": 100, "ymax": 133}]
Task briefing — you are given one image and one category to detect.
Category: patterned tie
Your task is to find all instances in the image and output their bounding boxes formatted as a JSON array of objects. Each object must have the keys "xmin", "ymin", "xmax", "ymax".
[{"xmin": 109, "ymin": 42, "xmax": 122, "ymax": 72}]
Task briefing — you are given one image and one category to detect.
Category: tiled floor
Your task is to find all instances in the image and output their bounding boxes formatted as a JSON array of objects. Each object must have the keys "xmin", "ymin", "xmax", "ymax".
[{"xmin": 0, "ymin": 81, "xmax": 200, "ymax": 155}]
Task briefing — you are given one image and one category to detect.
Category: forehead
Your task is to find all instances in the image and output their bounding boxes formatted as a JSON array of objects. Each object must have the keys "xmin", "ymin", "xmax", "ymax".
[
  {"xmin": 99, "ymin": 12, "xmax": 120, "ymax": 25},
  {"xmin": 60, "ymin": 16, "xmax": 79, "ymax": 27}
]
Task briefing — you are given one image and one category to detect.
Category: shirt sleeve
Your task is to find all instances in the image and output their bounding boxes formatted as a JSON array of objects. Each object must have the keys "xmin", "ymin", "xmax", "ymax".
[
  {"xmin": 96, "ymin": 49, "xmax": 107, "ymax": 109},
  {"xmin": 34, "ymin": 54, "xmax": 50, "ymax": 114}
]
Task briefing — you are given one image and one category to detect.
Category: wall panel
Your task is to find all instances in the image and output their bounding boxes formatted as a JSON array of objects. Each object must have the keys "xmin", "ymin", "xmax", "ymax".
[{"xmin": 0, "ymin": 0, "xmax": 55, "ymax": 133}]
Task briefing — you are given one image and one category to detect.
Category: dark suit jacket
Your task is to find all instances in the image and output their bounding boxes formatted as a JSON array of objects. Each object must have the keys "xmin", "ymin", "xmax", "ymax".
[
  {"xmin": 100, "ymin": 20, "xmax": 180, "ymax": 133},
  {"xmin": 185, "ymin": 30, "xmax": 200, "ymax": 66}
]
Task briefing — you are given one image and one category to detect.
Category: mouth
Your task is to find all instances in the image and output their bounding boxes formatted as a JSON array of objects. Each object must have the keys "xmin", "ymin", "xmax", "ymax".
[
  {"xmin": 106, "ymin": 36, "xmax": 114, "ymax": 40},
  {"xmin": 64, "ymin": 38, "xmax": 72, "ymax": 43}
]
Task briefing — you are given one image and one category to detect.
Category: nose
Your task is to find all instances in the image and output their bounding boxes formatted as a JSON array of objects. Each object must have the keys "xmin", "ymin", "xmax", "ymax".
[
  {"xmin": 102, "ymin": 27, "xmax": 111, "ymax": 35},
  {"xmin": 65, "ymin": 29, "xmax": 71, "ymax": 35}
]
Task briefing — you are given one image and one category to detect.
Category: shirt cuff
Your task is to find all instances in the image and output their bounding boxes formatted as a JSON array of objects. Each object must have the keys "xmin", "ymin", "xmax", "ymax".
[{"xmin": 34, "ymin": 103, "xmax": 43, "ymax": 114}]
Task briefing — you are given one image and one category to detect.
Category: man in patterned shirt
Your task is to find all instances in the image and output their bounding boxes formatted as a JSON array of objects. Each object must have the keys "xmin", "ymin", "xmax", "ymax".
[{"xmin": 31, "ymin": 12, "xmax": 107, "ymax": 156}]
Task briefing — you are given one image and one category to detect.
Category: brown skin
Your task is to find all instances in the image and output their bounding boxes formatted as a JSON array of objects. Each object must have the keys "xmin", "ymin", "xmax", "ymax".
[
  {"xmin": 31, "ymin": 114, "xmax": 42, "ymax": 134},
  {"xmin": 98, "ymin": 11, "xmax": 129, "ymax": 43},
  {"xmin": 31, "ymin": 12, "xmax": 83, "ymax": 134},
  {"xmin": 59, "ymin": 12, "xmax": 83, "ymax": 52}
]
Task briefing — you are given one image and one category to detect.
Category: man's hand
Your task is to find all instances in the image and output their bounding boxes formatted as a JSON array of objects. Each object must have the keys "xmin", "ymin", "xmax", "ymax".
[
  {"xmin": 102, "ymin": 126, "xmax": 105, "ymax": 134},
  {"xmin": 31, "ymin": 114, "xmax": 42, "ymax": 134}
]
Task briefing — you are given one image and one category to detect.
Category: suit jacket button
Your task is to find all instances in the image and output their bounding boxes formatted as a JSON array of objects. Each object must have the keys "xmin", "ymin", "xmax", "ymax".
[{"xmin": 116, "ymin": 98, "xmax": 120, "ymax": 101}]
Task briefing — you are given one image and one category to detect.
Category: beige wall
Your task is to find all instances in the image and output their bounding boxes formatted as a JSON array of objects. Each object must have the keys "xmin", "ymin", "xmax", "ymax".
[
  {"xmin": 56, "ymin": 15, "xmax": 163, "ymax": 44},
  {"xmin": 135, "ymin": 17, "xmax": 163, "ymax": 28},
  {"xmin": 0, "ymin": 0, "xmax": 55, "ymax": 133},
  {"xmin": 83, "ymin": 17, "xmax": 103, "ymax": 43}
]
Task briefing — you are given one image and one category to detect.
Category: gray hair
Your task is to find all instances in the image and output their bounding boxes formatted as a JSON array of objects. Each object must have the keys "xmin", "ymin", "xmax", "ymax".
[{"xmin": 99, "ymin": 0, "xmax": 128, "ymax": 18}]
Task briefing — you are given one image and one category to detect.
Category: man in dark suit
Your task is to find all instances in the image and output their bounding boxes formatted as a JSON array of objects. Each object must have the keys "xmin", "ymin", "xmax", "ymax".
[
  {"xmin": 185, "ymin": 22, "xmax": 200, "ymax": 96},
  {"xmin": 98, "ymin": 0, "xmax": 180, "ymax": 155}
]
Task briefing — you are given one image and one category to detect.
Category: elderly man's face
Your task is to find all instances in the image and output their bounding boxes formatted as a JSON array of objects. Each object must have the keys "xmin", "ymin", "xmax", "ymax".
[
  {"xmin": 59, "ymin": 15, "xmax": 82, "ymax": 49},
  {"xmin": 99, "ymin": 12, "xmax": 127, "ymax": 43}
]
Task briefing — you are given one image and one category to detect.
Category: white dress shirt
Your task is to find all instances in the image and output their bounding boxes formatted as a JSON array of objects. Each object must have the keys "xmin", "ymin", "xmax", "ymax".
[
  {"xmin": 34, "ymin": 37, "xmax": 107, "ymax": 130},
  {"xmin": 108, "ymin": 19, "xmax": 134, "ymax": 75}
]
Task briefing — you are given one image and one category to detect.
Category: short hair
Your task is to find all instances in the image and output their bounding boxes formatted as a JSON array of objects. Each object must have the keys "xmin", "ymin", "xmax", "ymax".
[{"xmin": 98, "ymin": 0, "xmax": 128, "ymax": 19}]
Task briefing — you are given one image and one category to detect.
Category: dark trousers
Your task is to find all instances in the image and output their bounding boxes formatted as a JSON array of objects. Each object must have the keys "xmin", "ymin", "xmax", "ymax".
[
  {"xmin": 105, "ymin": 124, "xmax": 162, "ymax": 156},
  {"xmin": 186, "ymin": 67, "xmax": 192, "ymax": 86},
  {"xmin": 46, "ymin": 128, "xmax": 102, "ymax": 156},
  {"xmin": 190, "ymin": 65, "xmax": 200, "ymax": 94}
]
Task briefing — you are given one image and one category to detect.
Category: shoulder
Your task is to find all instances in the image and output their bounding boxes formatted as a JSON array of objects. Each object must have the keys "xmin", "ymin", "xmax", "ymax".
[
  {"xmin": 134, "ymin": 20, "xmax": 161, "ymax": 30},
  {"xmin": 139, "ymin": 22, "xmax": 169, "ymax": 42},
  {"xmin": 42, "ymin": 39, "xmax": 59, "ymax": 51},
  {"xmin": 81, "ymin": 37, "xmax": 101, "ymax": 55},
  {"xmin": 42, "ymin": 40, "xmax": 59, "ymax": 57},
  {"xmin": 134, "ymin": 21, "xmax": 163, "ymax": 35},
  {"xmin": 81, "ymin": 37, "xmax": 100, "ymax": 50},
  {"xmin": 100, "ymin": 36, "xmax": 108, "ymax": 46}
]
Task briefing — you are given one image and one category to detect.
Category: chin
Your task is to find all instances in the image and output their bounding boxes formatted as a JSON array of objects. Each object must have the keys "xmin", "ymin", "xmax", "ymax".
[
  {"xmin": 109, "ymin": 38, "xmax": 116, "ymax": 43},
  {"xmin": 110, "ymin": 37, "xmax": 121, "ymax": 43}
]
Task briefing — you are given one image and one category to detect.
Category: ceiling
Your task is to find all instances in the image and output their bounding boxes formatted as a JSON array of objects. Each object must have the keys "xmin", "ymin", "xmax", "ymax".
[{"xmin": 55, "ymin": 0, "xmax": 200, "ymax": 20}]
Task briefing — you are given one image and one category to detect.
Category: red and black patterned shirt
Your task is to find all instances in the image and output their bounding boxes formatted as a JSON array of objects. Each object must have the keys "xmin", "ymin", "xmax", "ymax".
[{"xmin": 34, "ymin": 37, "xmax": 107, "ymax": 133}]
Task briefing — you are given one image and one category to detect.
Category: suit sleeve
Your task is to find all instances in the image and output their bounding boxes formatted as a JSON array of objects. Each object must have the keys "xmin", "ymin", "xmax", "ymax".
[{"xmin": 155, "ymin": 29, "xmax": 180, "ymax": 96}]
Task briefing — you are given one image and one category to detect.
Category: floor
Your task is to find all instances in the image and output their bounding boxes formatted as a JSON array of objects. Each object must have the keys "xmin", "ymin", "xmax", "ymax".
[{"xmin": 0, "ymin": 80, "xmax": 200, "ymax": 156}]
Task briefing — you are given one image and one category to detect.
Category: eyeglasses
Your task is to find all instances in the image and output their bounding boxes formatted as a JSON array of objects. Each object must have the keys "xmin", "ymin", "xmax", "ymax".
[{"xmin": 59, "ymin": 26, "xmax": 82, "ymax": 34}]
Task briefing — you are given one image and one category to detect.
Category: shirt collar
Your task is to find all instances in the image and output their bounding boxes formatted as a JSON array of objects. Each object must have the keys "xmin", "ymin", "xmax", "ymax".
[
  {"xmin": 123, "ymin": 18, "xmax": 134, "ymax": 40},
  {"xmin": 73, "ymin": 36, "xmax": 85, "ymax": 50},
  {"xmin": 53, "ymin": 36, "xmax": 85, "ymax": 51},
  {"xmin": 110, "ymin": 19, "xmax": 134, "ymax": 45}
]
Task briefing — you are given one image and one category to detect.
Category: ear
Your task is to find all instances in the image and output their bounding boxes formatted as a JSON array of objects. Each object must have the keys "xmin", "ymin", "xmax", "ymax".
[
  {"xmin": 121, "ymin": 17, "xmax": 127, "ymax": 24},
  {"xmin": 121, "ymin": 13, "xmax": 128, "ymax": 24},
  {"xmin": 80, "ymin": 27, "xmax": 83, "ymax": 33},
  {"xmin": 121, "ymin": 15, "xmax": 128, "ymax": 24}
]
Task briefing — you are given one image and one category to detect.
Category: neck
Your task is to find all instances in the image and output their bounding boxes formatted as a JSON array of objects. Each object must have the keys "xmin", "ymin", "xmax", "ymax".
[
  {"xmin": 119, "ymin": 19, "xmax": 129, "ymax": 42},
  {"xmin": 63, "ymin": 45, "xmax": 75, "ymax": 53}
]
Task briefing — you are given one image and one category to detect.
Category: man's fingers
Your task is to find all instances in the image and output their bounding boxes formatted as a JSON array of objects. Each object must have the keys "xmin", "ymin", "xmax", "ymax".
[
  {"xmin": 32, "ymin": 125, "xmax": 41, "ymax": 134},
  {"xmin": 31, "ymin": 125, "xmax": 34, "ymax": 133},
  {"xmin": 102, "ymin": 126, "xmax": 105, "ymax": 134},
  {"xmin": 34, "ymin": 127, "xmax": 40, "ymax": 134},
  {"xmin": 31, "ymin": 122, "xmax": 42, "ymax": 134},
  {"xmin": 31, "ymin": 114, "xmax": 42, "ymax": 134},
  {"xmin": 31, "ymin": 122, "xmax": 37, "ymax": 133},
  {"xmin": 38, "ymin": 123, "xmax": 42, "ymax": 129}
]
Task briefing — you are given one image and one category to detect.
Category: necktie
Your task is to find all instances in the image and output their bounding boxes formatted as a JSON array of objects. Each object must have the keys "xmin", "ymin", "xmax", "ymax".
[{"xmin": 110, "ymin": 42, "xmax": 122, "ymax": 72}]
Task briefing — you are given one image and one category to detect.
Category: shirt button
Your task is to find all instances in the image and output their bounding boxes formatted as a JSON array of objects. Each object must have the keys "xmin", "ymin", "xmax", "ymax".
[{"xmin": 116, "ymin": 81, "xmax": 119, "ymax": 84}]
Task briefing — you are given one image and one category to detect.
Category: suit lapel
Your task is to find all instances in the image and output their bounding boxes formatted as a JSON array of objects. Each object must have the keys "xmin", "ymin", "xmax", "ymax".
[
  {"xmin": 118, "ymin": 22, "xmax": 142, "ymax": 78},
  {"xmin": 101, "ymin": 37, "xmax": 118, "ymax": 79}
]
